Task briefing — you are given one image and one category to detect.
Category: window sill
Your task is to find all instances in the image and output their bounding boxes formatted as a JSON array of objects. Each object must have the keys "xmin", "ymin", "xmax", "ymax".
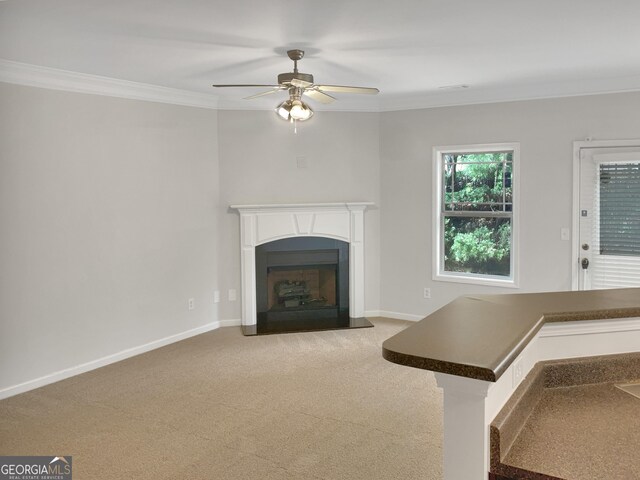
[{"xmin": 433, "ymin": 272, "xmax": 519, "ymax": 289}]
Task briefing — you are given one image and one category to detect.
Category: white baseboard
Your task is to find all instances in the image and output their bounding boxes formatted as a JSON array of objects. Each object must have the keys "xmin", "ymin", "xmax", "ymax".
[
  {"xmin": 219, "ymin": 318, "xmax": 242, "ymax": 327},
  {"xmin": 365, "ymin": 310, "xmax": 425, "ymax": 322},
  {"xmin": 0, "ymin": 319, "xmax": 241, "ymax": 400}
]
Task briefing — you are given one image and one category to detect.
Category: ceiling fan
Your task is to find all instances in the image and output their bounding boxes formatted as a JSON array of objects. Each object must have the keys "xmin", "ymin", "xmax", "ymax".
[{"xmin": 212, "ymin": 49, "xmax": 379, "ymax": 123}]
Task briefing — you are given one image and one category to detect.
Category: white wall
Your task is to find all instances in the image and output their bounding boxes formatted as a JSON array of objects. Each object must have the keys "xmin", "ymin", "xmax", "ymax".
[
  {"xmin": 216, "ymin": 110, "xmax": 381, "ymax": 320},
  {"xmin": 0, "ymin": 82, "xmax": 220, "ymax": 393},
  {"xmin": 379, "ymin": 92, "xmax": 640, "ymax": 318}
]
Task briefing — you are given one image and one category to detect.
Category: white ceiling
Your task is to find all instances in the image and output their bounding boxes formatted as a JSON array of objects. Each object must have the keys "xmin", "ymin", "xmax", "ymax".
[{"xmin": 1, "ymin": 0, "xmax": 640, "ymax": 111}]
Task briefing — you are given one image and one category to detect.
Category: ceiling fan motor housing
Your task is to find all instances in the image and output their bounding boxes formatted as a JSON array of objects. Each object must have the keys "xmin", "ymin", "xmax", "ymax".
[{"xmin": 278, "ymin": 72, "xmax": 314, "ymax": 85}]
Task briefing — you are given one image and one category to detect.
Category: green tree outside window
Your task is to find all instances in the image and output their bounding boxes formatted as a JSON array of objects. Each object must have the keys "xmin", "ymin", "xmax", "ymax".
[{"xmin": 442, "ymin": 152, "xmax": 513, "ymax": 277}]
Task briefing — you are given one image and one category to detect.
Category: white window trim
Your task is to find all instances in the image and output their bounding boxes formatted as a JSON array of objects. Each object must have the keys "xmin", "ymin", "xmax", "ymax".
[{"xmin": 432, "ymin": 142, "xmax": 520, "ymax": 288}]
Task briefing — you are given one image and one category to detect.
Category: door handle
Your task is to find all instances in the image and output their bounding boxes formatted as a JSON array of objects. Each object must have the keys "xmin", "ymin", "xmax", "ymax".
[{"xmin": 581, "ymin": 258, "xmax": 590, "ymax": 269}]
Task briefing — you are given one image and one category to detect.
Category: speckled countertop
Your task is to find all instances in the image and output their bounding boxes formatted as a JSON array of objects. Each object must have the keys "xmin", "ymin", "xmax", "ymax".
[
  {"xmin": 490, "ymin": 353, "xmax": 640, "ymax": 479},
  {"xmin": 382, "ymin": 288, "xmax": 640, "ymax": 381}
]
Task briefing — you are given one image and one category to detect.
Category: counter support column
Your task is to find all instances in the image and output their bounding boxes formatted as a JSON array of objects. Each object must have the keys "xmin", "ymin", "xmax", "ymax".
[{"xmin": 435, "ymin": 373, "xmax": 493, "ymax": 480}]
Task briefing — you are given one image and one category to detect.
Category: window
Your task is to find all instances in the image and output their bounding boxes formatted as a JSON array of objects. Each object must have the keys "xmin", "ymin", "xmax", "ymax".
[{"xmin": 433, "ymin": 143, "xmax": 519, "ymax": 286}]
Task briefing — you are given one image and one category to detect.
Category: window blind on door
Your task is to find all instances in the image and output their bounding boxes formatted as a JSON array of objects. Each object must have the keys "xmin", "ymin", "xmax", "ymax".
[
  {"xmin": 593, "ymin": 162, "xmax": 640, "ymax": 289},
  {"xmin": 599, "ymin": 163, "xmax": 640, "ymax": 256}
]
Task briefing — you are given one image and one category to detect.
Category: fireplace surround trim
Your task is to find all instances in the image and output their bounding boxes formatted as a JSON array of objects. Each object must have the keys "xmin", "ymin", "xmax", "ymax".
[{"xmin": 230, "ymin": 202, "xmax": 373, "ymax": 327}]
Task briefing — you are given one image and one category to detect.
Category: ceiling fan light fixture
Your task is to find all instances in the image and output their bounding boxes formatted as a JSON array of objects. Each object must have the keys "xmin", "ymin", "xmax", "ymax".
[
  {"xmin": 275, "ymin": 101, "xmax": 291, "ymax": 120},
  {"xmin": 275, "ymin": 99, "xmax": 314, "ymax": 122},
  {"xmin": 214, "ymin": 48, "xmax": 378, "ymax": 126},
  {"xmin": 289, "ymin": 99, "xmax": 312, "ymax": 120}
]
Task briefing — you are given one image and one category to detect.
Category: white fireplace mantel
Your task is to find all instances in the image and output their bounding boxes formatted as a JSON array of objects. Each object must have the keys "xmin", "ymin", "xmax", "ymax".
[{"xmin": 230, "ymin": 202, "xmax": 374, "ymax": 327}]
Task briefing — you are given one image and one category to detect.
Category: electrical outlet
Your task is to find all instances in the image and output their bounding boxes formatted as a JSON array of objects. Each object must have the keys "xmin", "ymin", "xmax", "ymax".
[
  {"xmin": 213, "ymin": 290, "xmax": 220, "ymax": 304},
  {"xmin": 188, "ymin": 298, "xmax": 195, "ymax": 311},
  {"xmin": 423, "ymin": 287, "xmax": 431, "ymax": 299},
  {"xmin": 228, "ymin": 289, "xmax": 237, "ymax": 302},
  {"xmin": 512, "ymin": 358, "xmax": 524, "ymax": 388},
  {"xmin": 560, "ymin": 228, "xmax": 570, "ymax": 241}
]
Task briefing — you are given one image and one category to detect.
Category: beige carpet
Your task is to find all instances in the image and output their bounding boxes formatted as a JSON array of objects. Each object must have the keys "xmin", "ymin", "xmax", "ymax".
[{"xmin": 0, "ymin": 318, "xmax": 443, "ymax": 479}]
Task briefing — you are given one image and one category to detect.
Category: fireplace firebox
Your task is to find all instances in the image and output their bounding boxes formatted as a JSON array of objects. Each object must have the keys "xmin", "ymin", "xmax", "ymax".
[{"xmin": 252, "ymin": 236, "xmax": 371, "ymax": 334}]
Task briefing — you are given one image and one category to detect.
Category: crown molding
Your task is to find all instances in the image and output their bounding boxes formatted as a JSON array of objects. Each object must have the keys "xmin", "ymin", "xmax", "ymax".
[
  {"xmin": 0, "ymin": 59, "xmax": 377, "ymax": 112},
  {"xmin": 378, "ymin": 75, "xmax": 640, "ymax": 112},
  {"xmin": 0, "ymin": 59, "xmax": 219, "ymax": 109},
  {"xmin": 2, "ymin": 58, "xmax": 639, "ymax": 113}
]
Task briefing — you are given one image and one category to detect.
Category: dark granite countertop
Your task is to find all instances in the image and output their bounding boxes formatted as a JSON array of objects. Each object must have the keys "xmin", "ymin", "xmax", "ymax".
[{"xmin": 382, "ymin": 288, "xmax": 640, "ymax": 382}]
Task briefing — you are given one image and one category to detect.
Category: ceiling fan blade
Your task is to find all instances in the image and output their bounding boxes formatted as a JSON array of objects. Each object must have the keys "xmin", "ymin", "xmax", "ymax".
[
  {"xmin": 290, "ymin": 78, "xmax": 313, "ymax": 88},
  {"xmin": 212, "ymin": 84, "xmax": 281, "ymax": 88},
  {"xmin": 303, "ymin": 89, "xmax": 336, "ymax": 104},
  {"xmin": 243, "ymin": 88, "xmax": 286, "ymax": 100},
  {"xmin": 316, "ymin": 85, "xmax": 379, "ymax": 95}
]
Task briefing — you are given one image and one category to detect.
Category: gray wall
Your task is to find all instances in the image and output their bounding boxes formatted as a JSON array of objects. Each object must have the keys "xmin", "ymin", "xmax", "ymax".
[
  {"xmin": 216, "ymin": 110, "xmax": 381, "ymax": 321},
  {"xmin": 0, "ymin": 82, "xmax": 220, "ymax": 390},
  {"xmin": 2, "ymin": 80, "xmax": 639, "ymax": 393},
  {"xmin": 379, "ymin": 92, "xmax": 640, "ymax": 317}
]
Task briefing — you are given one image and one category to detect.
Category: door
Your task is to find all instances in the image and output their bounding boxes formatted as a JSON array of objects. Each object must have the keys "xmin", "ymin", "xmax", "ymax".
[{"xmin": 578, "ymin": 144, "xmax": 640, "ymax": 290}]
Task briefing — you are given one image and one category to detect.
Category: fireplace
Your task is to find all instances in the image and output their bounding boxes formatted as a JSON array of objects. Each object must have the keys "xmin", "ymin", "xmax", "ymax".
[
  {"xmin": 230, "ymin": 202, "xmax": 374, "ymax": 335},
  {"xmin": 255, "ymin": 237, "xmax": 353, "ymax": 333}
]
